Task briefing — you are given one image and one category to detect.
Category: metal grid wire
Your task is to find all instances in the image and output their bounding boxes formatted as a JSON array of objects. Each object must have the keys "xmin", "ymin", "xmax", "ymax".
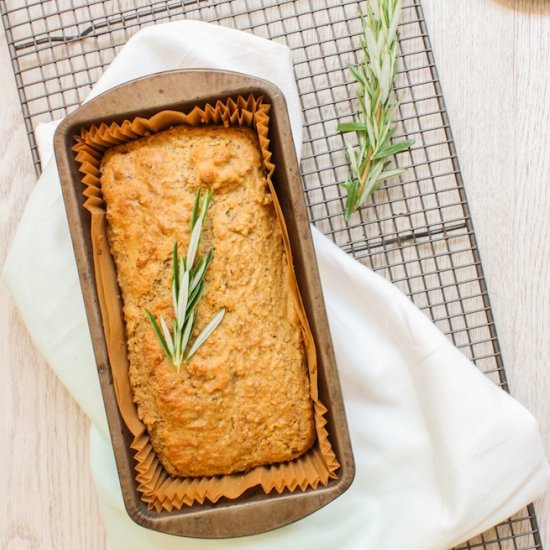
[{"xmin": 0, "ymin": 0, "xmax": 543, "ymax": 548}]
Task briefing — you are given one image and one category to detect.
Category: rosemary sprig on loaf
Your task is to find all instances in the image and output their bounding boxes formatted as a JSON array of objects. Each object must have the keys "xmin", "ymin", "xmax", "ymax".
[
  {"xmin": 338, "ymin": 0, "xmax": 414, "ymax": 221},
  {"xmin": 145, "ymin": 188, "xmax": 225, "ymax": 370}
]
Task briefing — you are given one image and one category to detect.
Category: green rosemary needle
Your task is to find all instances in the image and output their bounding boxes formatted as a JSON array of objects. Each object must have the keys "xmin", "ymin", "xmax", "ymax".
[
  {"xmin": 338, "ymin": 0, "xmax": 414, "ymax": 221},
  {"xmin": 145, "ymin": 188, "xmax": 225, "ymax": 370}
]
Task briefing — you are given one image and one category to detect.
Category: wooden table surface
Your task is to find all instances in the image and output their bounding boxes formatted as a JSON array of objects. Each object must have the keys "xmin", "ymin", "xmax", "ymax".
[{"xmin": 1, "ymin": 1, "xmax": 549, "ymax": 548}]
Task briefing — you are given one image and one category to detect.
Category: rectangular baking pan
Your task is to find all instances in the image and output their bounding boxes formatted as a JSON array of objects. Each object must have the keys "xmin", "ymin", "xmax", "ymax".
[{"xmin": 53, "ymin": 69, "xmax": 354, "ymax": 538}]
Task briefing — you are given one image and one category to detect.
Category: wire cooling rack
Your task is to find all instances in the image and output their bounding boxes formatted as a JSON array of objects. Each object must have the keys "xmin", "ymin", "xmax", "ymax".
[{"xmin": 0, "ymin": 0, "xmax": 543, "ymax": 548}]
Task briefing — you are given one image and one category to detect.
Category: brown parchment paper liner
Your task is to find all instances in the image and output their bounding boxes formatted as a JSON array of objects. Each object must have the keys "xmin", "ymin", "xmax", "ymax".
[{"xmin": 73, "ymin": 95, "xmax": 339, "ymax": 512}]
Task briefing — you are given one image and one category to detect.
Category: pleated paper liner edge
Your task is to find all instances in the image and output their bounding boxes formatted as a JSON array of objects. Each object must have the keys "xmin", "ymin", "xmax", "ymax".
[{"xmin": 72, "ymin": 94, "xmax": 339, "ymax": 512}]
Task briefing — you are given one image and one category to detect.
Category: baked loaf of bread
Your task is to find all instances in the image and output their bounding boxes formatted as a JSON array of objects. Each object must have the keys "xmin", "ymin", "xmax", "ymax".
[{"xmin": 100, "ymin": 125, "xmax": 315, "ymax": 477}]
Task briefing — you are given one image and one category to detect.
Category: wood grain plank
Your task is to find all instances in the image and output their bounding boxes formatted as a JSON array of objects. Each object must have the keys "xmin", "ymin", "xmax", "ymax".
[
  {"xmin": 0, "ymin": 19, "xmax": 106, "ymax": 550},
  {"xmin": 423, "ymin": 0, "xmax": 550, "ymax": 547}
]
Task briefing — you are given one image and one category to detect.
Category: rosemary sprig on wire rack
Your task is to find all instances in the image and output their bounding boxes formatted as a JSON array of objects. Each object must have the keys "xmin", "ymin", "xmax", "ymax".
[
  {"xmin": 146, "ymin": 189, "xmax": 225, "ymax": 371},
  {"xmin": 338, "ymin": 0, "xmax": 414, "ymax": 221}
]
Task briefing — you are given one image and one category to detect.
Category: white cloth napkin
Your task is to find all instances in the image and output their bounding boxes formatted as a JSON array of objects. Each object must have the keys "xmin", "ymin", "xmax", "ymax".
[{"xmin": 3, "ymin": 20, "xmax": 549, "ymax": 550}]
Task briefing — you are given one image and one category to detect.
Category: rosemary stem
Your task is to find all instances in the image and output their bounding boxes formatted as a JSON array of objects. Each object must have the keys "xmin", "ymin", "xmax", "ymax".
[
  {"xmin": 145, "ymin": 189, "xmax": 225, "ymax": 370},
  {"xmin": 357, "ymin": 103, "xmax": 382, "ymax": 199},
  {"xmin": 337, "ymin": 0, "xmax": 413, "ymax": 221}
]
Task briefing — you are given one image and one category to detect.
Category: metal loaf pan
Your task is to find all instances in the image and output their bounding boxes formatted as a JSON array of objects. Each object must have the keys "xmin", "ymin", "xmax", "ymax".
[{"xmin": 53, "ymin": 69, "xmax": 354, "ymax": 538}]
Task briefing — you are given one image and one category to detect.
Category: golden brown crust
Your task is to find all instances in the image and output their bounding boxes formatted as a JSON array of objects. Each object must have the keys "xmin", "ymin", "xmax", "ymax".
[{"xmin": 100, "ymin": 125, "xmax": 315, "ymax": 477}]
